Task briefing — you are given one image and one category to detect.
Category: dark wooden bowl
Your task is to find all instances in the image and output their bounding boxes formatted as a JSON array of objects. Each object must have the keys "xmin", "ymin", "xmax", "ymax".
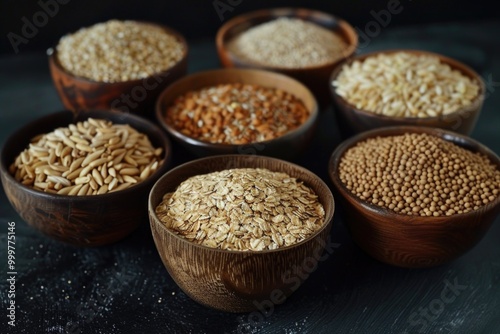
[
  {"xmin": 48, "ymin": 21, "xmax": 188, "ymax": 119},
  {"xmin": 0, "ymin": 110, "xmax": 172, "ymax": 246},
  {"xmin": 216, "ymin": 8, "xmax": 358, "ymax": 108},
  {"xmin": 329, "ymin": 49, "xmax": 486, "ymax": 138},
  {"xmin": 149, "ymin": 155, "xmax": 335, "ymax": 312},
  {"xmin": 155, "ymin": 68, "xmax": 318, "ymax": 160},
  {"xmin": 328, "ymin": 126, "xmax": 500, "ymax": 268}
]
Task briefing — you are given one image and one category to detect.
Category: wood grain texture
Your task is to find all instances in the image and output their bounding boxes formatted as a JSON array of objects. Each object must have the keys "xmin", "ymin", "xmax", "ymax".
[
  {"xmin": 329, "ymin": 126, "xmax": 500, "ymax": 268},
  {"xmin": 155, "ymin": 68, "xmax": 319, "ymax": 160},
  {"xmin": 215, "ymin": 7, "xmax": 358, "ymax": 108},
  {"xmin": 329, "ymin": 49, "xmax": 486, "ymax": 138},
  {"xmin": 0, "ymin": 110, "xmax": 172, "ymax": 246},
  {"xmin": 48, "ymin": 22, "xmax": 188, "ymax": 118},
  {"xmin": 149, "ymin": 155, "xmax": 335, "ymax": 312}
]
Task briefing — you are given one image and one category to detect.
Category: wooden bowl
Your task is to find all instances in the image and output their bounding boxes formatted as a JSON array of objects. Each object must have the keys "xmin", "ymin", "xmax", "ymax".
[
  {"xmin": 328, "ymin": 126, "xmax": 500, "ymax": 268},
  {"xmin": 216, "ymin": 8, "xmax": 358, "ymax": 108},
  {"xmin": 329, "ymin": 49, "xmax": 486, "ymax": 137},
  {"xmin": 155, "ymin": 68, "xmax": 318, "ymax": 160},
  {"xmin": 0, "ymin": 110, "xmax": 172, "ymax": 246},
  {"xmin": 48, "ymin": 21, "xmax": 188, "ymax": 118},
  {"xmin": 149, "ymin": 155, "xmax": 335, "ymax": 312}
]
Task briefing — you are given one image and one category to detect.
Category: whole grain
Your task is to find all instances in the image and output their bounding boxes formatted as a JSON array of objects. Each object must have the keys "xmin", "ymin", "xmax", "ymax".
[
  {"xmin": 332, "ymin": 52, "xmax": 480, "ymax": 117},
  {"xmin": 339, "ymin": 133, "xmax": 500, "ymax": 216},
  {"xmin": 10, "ymin": 118, "xmax": 163, "ymax": 195},
  {"xmin": 227, "ymin": 17, "xmax": 348, "ymax": 68},
  {"xmin": 56, "ymin": 20, "xmax": 184, "ymax": 82},
  {"xmin": 155, "ymin": 168, "xmax": 325, "ymax": 251}
]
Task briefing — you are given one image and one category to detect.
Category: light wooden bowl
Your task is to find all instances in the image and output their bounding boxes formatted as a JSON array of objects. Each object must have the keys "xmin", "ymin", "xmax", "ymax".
[
  {"xmin": 328, "ymin": 126, "xmax": 500, "ymax": 268},
  {"xmin": 0, "ymin": 110, "xmax": 171, "ymax": 246},
  {"xmin": 330, "ymin": 49, "xmax": 486, "ymax": 137},
  {"xmin": 155, "ymin": 68, "xmax": 318, "ymax": 160},
  {"xmin": 149, "ymin": 155, "xmax": 335, "ymax": 312}
]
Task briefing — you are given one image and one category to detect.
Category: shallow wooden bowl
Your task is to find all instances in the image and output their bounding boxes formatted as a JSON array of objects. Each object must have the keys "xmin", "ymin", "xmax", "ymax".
[
  {"xmin": 155, "ymin": 68, "xmax": 318, "ymax": 160},
  {"xmin": 216, "ymin": 7, "xmax": 358, "ymax": 107},
  {"xmin": 328, "ymin": 126, "xmax": 500, "ymax": 268},
  {"xmin": 329, "ymin": 49, "xmax": 486, "ymax": 137},
  {"xmin": 149, "ymin": 155, "xmax": 335, "ymax": 312},
  {"xmin": 49, "ymin": 21, "xmax": 188, "ymax": 118},
  {"xmin": 0, "ymin": 110, "xmax": 172, "ymax": 246}
]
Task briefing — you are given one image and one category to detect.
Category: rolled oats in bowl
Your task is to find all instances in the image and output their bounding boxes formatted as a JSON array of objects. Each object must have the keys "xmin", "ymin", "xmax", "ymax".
[
  {"xmin": 332, "ymin": 52, "xmax": 481, "ymax": 118},
  {"xmin": 155, "ymin": 168, "xmax": 326, "ymax": 251},
  {"xmin": 56, "ymin": 20, "xmax": 185, "ymax": 82}
]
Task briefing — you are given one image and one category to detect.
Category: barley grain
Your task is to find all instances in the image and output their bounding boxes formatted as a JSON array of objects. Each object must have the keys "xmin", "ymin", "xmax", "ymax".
[{"xmin": 332, "ymin": 52, "xmax": 480, "ymax": 117}]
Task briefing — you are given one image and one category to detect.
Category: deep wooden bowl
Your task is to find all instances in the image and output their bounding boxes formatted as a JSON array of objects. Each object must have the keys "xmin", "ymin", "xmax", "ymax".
[
  {"xmin": 48, "ymin": 21, "xmax": 188, "ymax": 118},
  {"xmin": 149, "ymin": 155, "xmax": 335, "ymax": 312},
  {"xmin": 155, "ymin": 68, "xmax": 318, "ymax": 160},
  {"xmin": 328, "ymin": 126, "xmax": 500, "ymax": 268},
  {"xmin": 0, "ymin": 110, "xmax": 172, "ymax": 246},
  {"xmin": 329, "ymin": 49, "xmax": 486, "ymax": 137},
  {"xmin": 216, "ymin": 8, "xmax": 358, "ymax": 108}
]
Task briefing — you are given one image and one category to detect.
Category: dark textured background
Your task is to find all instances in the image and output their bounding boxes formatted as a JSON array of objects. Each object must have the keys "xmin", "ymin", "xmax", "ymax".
[
  {"xmin": 1, "ymin": 1, "xmax": 500, "ymax": 333},
  {"xmin": 1, "ymin": 0, "xmax": 499, "ymax": 54}
]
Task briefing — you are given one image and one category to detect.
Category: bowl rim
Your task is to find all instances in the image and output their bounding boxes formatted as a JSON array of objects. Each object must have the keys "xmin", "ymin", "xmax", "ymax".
[
  {"xmin": 149, "ymin": 154, "xmax": 335, "ymax": 255},
  {"xmin": 216, "ymin": 7, "xmax": 358, "ymax": 72},
  {"xmin": 155, "ymin": 68, "xmax": 319, "ymax": 149},
  {"xmin": 0, "ymin": 109, "xmax": 172, "ymax": 201},
  {"xmin": 48, "ymin": 20, "xmax": 189, "ymax": 85},
  {"xmin": 328, "ymin": 125, "xmax": 500, "ymax": 224},
  {"xmin": 329, "ymin": 49, "xmax": 486, "ymax": 122}
]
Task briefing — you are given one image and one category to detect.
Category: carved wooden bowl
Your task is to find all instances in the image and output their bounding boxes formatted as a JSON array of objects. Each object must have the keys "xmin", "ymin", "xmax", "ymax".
[
  {"xmin": 48, "ymin": 21, "xmax": 188, "ymax": 118},
  {"xmin": 149, "ymin": 155, "xmax": 335, "ymax": 312},
  {"xmin": 0, "ymin": 110, "xmax": 171, "ymax": 246},
  {"xmin": 328, "ymin": 126, "xmax": 500, "ymax": 268}
]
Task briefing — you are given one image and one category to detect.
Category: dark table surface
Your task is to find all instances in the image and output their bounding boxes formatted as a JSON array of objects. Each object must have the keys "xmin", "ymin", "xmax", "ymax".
[{"xmin": 1, "ymin": 20, "xmax": 500, "ymax": 334}]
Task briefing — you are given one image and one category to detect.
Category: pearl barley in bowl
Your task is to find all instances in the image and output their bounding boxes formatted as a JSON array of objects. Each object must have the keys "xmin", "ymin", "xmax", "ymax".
[
  {"xmin": 49, "ymin": 20, "xmax": 188, "ymax": 116},
  {"xmin": 149, "ymin": 155, "xmax": 335, "ymax": 312},
  {"xmin": 328, "ymin": 126, "xmax": 500, "ymax": 268},
  {"xmin": 0, "ymin": 110, "xmax": 171, "ymax": 246},
  {"xmin": 330, "ymin": 50, "xmax": 485, "ymax": 136}
]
